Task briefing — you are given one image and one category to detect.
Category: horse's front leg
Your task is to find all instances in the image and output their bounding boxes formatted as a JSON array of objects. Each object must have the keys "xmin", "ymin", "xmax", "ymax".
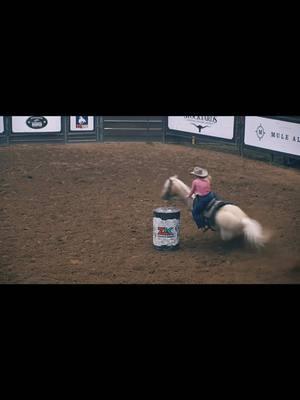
[{"xmin": 219, "ymin": 228, "xmax": 235, "ymax": 241}]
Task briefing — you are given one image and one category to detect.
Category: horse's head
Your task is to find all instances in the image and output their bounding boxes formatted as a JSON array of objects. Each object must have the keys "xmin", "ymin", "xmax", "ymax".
[
  {"xmin": 161, "ymin": 175, "xmax": 193, "ymax": 211},
  {"xmin": 161, "ymin": 175, "xmax": 178, "ymax": 200}
]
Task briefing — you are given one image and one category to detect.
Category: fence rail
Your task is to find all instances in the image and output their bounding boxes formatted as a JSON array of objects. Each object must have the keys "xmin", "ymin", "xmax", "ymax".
[{"xmin": 1, "ymin": 116, "xmax": 299, "ymax": 166}]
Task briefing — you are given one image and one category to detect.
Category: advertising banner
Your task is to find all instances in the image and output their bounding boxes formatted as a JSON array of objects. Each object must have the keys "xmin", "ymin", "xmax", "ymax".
[
  {"xmin": 168, "ymin": 116, "xmax": 235, "ymax": 140},
  {"xmin": 244, "ymin": 117, "xmax": 300, "ymax": 156},
  {"xmin": 0, "ymin": 116, "xmax": 4, "ymax": 133},
  {"xmin": 12, "ymin": 116, "xmax": 62, "ymax": 133},
  {"xmin": 70, "ymin": 116, "xmax": 94, "ymax": 131}
]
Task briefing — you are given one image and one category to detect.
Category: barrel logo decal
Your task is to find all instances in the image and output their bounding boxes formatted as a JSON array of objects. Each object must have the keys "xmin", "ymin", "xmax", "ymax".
[{"xmin": 158, "ymin": 227, "xmax": 175, "ymax": 236}]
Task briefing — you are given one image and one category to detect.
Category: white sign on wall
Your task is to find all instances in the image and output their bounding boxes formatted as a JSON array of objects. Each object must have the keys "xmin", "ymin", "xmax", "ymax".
[
  {"xmin": 244, "ymin": 117, "xmax": 300, "ymax": 156},
  {"xmin": 70, "ymin": 116, "xmax": 94, "ymax": 131},
  {"xmin": 0, "ymin": 116, "xmax": 4, "ymax": 133},
  {"xmin": 168, "ymin": 116, "xmax": 235, "ymax": 140},
  {"xmin": 12, "ymin": 116, "xmax": 62, "ymax": 133}
]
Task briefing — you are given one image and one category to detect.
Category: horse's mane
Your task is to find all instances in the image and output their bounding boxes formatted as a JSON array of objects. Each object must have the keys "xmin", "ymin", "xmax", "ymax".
[{"xmin": 170, "ymin": 176, "xmax": 191, "ymax": 195}]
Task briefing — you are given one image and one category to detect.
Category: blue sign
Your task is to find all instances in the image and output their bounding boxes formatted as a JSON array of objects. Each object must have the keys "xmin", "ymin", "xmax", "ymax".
[{"xmin": 76, "ymin": 116, "xmax": 88, "ymax": 128}]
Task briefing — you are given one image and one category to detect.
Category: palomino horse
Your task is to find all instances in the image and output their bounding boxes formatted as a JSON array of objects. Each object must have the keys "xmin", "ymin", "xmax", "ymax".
[{"xmin": 161, "ymin": 176, "xmax": 270, "ymax": 248}]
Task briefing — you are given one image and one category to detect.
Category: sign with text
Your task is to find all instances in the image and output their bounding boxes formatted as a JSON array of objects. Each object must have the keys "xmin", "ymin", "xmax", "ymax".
[
  {"xmin": 12, "ymin": 116, "xmax": 62, "ymax": 133},
  {"xmin": 0, "ymin": 116, "xmax": 4, "ymax": 133},
  {"xmin": 70, "ymin": 116, "xmax": 94, "ymax": 131},
  {"xmin": 244, "ymin": 117, "xmax": 300, "ymax": 156},
  {"xmin": 168, "ymin": 116, "xmax": 235, "ymax": 140}
]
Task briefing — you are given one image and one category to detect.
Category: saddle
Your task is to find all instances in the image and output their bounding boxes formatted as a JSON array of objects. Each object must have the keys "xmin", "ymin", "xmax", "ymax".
[{"xmin": 202, "ymin": 196, "xmax": 233, "ymax": 231}]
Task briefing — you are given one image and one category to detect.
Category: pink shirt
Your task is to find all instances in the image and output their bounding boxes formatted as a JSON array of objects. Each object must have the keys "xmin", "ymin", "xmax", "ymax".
[{"xmin": 188, "ymin": 178, "xmax": 211, "ymax": 197}]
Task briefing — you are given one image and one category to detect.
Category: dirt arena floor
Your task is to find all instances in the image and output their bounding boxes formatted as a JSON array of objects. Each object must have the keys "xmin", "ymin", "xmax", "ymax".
[{"xmin": 1, "ymin": 142, "xmax": 300, "ymax": 284}]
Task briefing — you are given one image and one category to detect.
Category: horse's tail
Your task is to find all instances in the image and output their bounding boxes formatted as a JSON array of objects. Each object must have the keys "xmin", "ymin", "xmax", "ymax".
[{"xmin": 241, "ymin": 217, "xmax": 270, "ymax": 248}]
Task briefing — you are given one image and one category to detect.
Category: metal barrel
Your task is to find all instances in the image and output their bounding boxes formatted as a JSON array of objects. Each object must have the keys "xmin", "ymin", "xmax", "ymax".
[{"xmin": 153, "ymin": 207, "xmax": 180, "ymax": 251}]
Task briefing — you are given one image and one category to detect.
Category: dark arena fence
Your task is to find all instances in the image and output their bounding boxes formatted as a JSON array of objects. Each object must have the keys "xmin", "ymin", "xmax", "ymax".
[{"xmin": 1, "ymin": 116, "xmax": 300, "ymax": 166}]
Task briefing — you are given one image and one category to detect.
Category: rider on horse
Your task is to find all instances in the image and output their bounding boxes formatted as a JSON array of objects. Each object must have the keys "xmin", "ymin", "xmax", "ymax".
[{"xmin": 186, "ymin": 167, "xmax": 215, "ymax": 232}]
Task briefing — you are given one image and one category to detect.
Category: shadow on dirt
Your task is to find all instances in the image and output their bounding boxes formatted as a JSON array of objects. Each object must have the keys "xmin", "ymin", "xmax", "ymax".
[
  {"xmin": 181, "ymin": 234, "xmax": 253, "ymax": 254},
  {"xmin": 286, "ymin": 260, "xmax": 300, "ymax": 276}
]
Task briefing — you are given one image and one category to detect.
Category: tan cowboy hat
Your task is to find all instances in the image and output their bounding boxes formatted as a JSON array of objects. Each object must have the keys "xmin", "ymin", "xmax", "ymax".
[{"xmin": 190, "ymin": 167, "xmax": 208, "ymax": 178}]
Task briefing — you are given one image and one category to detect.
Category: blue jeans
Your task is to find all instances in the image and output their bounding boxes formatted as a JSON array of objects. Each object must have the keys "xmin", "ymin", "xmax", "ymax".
[{"xmin": 192, "ymin": 192, "xmax": 215, "ymax": 229}]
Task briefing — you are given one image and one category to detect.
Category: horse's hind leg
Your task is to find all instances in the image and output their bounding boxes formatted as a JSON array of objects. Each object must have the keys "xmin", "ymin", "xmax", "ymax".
[
  {"xmin": 220, "ymin": 228, "xmax": 234, "ymax": 241},
  {"xmin": 216, "ymin": 209, "xmax": 243, "ymax": 241}
]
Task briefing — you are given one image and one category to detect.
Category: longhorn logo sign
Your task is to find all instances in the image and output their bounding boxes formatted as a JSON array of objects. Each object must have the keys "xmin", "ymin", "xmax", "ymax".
[
  {"xmin": 184, "ymin": 116, "xmax": 218, "ymax": 133},
  {"xmin": 190, "ymin": 123, "xmax": 210, "ymax": 133}
]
